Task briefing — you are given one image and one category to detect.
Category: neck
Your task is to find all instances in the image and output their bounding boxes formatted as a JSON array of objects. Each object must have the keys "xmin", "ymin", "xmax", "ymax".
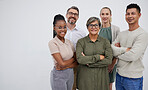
[
  {"xmin": 89, "ymin": 34, "xmax": 98, "ymax": 42},
  {"xmin": 57, "ymin": 35, "xmax": 65, "ymax": 43},
  {"xmin": 67, "ymin": 23, "xmax": 76, "ymax": 30},
  {"xmin": 102, "ymin": 22, "xmax": 110, "ymax": 28},
  {"xmin": 128, "ymin": 23, "xmax": 140, "ymax": 31}
]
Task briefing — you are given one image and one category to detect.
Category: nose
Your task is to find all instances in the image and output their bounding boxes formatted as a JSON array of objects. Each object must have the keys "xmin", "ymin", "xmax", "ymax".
[
  {"xmin": 128, "ymin": 13, "xmax": 132, "ymax": 17},
  {"xmin": 71, "ymin": 14, "xmax": 75, "ymax": 17},
  {"xmin": 92, "ymin": 26, "xmax": 96, "ymax": 29}
]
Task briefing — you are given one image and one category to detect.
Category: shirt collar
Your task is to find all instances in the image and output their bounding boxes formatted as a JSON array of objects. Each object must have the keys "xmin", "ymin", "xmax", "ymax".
[
  {"xmin": 67, "ymin": 25, "xmax": 79, "ymax": 31},
  {"xmin": 54, "ymin": 36, "xmax": 69, "ymax": 45},
  {"xmin": 86, "ymin": 35, "xmax": 101, "ymax": 43}
]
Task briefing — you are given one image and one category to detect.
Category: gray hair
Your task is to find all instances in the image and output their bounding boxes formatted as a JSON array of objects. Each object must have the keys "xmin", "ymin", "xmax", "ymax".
[{"xmin": 86, "ymin": 17, "xmax": 101, "ymax": 28}]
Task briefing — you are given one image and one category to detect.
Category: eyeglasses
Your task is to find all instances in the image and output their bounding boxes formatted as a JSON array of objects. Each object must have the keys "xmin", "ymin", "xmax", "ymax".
[
  {"xmin": 68, "ymin": 12, "xmax": 78, "ymax": 17},
  {"xmin": 88, "ymin": 24, "xmax": 99, "ymax": 28},
  {"xmin": 55, "ymin": 26, "xmax": 67, "ymax": 30}
]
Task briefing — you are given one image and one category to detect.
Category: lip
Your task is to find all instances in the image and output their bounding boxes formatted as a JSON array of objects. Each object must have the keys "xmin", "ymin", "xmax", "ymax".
[
  {"xmin": 69, "ymin": 17, "xmax": 76, "ymax": 20},
  {"xmin": 60, "ymin": 32, "xmax": 65, "ymax": 34},
  {"xmin": 127, "ymin": 18, "xmax": 134, "ymax": 22},
  {"xmin": 102, "ymin": 18, "xmax": 108, "ymax": 20},
  {"xmin": 90, "ymin": 29, "xmax": 97, "ymax": 32}
]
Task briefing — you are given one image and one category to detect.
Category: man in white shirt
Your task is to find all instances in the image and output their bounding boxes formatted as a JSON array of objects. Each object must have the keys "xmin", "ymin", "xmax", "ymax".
[
  {"xmin": 65, "ymin": 6, "xmax": 86, "ymax": 50},
  {"xmin": 65, "ymin": 6, "xmax": 86, "ymax": 90}
]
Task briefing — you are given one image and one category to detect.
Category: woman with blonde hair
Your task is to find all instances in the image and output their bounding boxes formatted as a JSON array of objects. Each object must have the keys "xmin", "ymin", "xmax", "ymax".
[{"xmin": 99, "ymin": 7, "xmax": 120, "ymax": 90}]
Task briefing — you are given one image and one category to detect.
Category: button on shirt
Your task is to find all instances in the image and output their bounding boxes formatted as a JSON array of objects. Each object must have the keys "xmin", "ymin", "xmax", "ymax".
[{"xmin": 65, "ymin": 26, "xmax": 86, "ymax": 51}]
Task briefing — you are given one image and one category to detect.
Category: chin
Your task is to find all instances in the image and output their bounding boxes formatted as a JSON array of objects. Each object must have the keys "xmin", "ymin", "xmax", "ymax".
[
  {"xmin": 90, "ymin": 32, "xmax": 98, "ymax": 35},
  {"xmin": 60, "ymin": 35, "xmax": 65, "ymax": 37}
]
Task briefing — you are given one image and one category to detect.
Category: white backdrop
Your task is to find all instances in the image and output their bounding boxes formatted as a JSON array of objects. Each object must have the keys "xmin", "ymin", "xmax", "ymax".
[{"xmin": 0, "ymin": 0, "xmax": 148, "ymax": 90}]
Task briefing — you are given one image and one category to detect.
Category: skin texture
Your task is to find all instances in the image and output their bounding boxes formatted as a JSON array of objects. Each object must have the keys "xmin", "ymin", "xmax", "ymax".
[
  {"xmin": 66, "ymin": 9, "xmax": 79, "ymax": 30},
  {"xmin": 125, "ymin": 8, "xmax": 141, "ymax": 31},
  {"xmin": 100, "ymin": 8, "xmax": 112, "ymax": 28}
]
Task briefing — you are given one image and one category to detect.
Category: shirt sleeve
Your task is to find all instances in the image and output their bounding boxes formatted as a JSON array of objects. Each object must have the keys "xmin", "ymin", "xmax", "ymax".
[
  {"xmin": 111, "ymin": 33, "xmax": 127, "ymax": 57},
  {"xmin": 76, "ymin": 39, "xmax": 100, "ymax": 65},
  {"xmin": 118, "ymin": 33, "xmax": 148, "ymax": 61},
  {"xmin": 88, "ymin": 39, "xmax": 113, "ymax": 67},
  {"xmin": 48, "ymin": 40, "xmax": 60, "ymax": 54}
]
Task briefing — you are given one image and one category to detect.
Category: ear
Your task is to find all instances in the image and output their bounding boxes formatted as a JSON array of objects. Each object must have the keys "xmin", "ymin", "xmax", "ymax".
[{"xmin": 139, "ymin": 13, "xmax": 141, "ymax": 17}]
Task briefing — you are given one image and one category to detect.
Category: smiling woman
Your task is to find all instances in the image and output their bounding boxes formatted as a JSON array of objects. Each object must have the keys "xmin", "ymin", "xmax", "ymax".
[
  {"xmin": 76, "ymin": 17, "xmax": 113, "ymax": 90},
  {"xmin": 99, "ymin": 7, "xmax": 120, "ymax": 90},
  {"xmin": 48, "ymin": 14, "xmax": 78, "ymax": 90}
]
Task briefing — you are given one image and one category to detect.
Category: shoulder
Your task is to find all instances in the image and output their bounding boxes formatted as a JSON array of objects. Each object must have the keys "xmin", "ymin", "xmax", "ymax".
[
  {"xmin": 99, "ymin": 36, "xmax": 109, "ymax": 42},
  {"xmin": 137, "ymin": 27, "xmax": 148, "ymax": 38},
  {"xmin": 77, "ymin": 36, "xmax": 88, "ymax": 44},
  {"xmin": 111, "ymin": 24, "xmax": 120, "ymax": 31},
  {"xmin": 138, "ymin": 27, "xmax": 148, "ymax": 34},
  {"xmin": 48, "ymin": 38, "xmax": 57, "ymax": 46}
]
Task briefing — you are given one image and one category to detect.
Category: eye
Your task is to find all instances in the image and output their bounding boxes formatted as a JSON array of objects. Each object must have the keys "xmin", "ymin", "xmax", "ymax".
[
  {"xmin": 126, "ymin": 13, "xmax": 130, "ymax": 15},
  {"xmin": 95, "ymin": 24, "xmax": 98, "ymax": 26},
  {"xmin": 89, "ymin": 24, "xmax": 93, "ymax": 26},
  {"xmin": 64, "ymin": 26, "xmax": 67, "ymax": 29},
  {"xmin": 59, "ymin": 26, "xmax": 62, "ymax": 29},
  {"xmin": 101, "ymin": 13, "xmax": 104, "ymax": 15},
  {"xmin": 131, "ymin": 12, "xmax": 136, "ymax": 15}
]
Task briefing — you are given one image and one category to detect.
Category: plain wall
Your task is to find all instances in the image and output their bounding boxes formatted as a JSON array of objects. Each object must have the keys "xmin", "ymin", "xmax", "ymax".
[{"xmin": 0, "ymin": 0, "xmax": 148, "ymax": 90}]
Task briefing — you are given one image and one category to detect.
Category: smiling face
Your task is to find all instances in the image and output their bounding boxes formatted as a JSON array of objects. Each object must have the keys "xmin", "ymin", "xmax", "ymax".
[
  {"xmin": 100, "ymin": 8, "xmax": 111, "ymax": 24},
  {"xmin": 125, "ymin": 8, "xmax": 141, "ymax": 25},
  {"xmin": 88, "ymin": 20, "xmax": 100, "ymax": 35},
  {"xmin": 66, "ymin": 9, "xmax": 79, "ymax": 25},
  {"xmin": 54, "ymin": 20, "xmax": 67, "ymax": 38}
]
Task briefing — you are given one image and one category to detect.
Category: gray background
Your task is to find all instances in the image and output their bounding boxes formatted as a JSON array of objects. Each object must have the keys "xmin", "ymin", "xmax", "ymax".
[{"xmin": 0, "ymin": 0, "xmax": 148, "ymax": 90}]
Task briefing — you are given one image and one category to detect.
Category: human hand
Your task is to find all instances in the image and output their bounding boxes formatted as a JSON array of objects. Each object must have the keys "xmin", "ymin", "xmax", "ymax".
[
  {"xmin": 55, "ymin": 63, "xmax": 67, "ymax": 70},
  {"xmin": 108, "ymin": 63, "xmax": 115, "ymax": 73},
  {"xmin": 126, "ymin": 48, "xmax": 131, "ymax": 52},
  {"xmin": 115, "ymin": 43, "xmax": 120, "ymax": 47},
  {"xmin": 100, "ymin": 55, "xmax": 105, "ymax": 60},
  {"xmin": 81, "ymin": 52, "xmax": 85, "ymax": 56}
]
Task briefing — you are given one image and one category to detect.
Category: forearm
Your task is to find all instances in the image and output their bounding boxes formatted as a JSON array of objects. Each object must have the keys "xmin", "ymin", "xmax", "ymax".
[
  {"xmin": 67, "ymin": 61, "xmax": 78, "ymax": 68},
  {"xmin": 77, "ymin": 54, "xmax": 100, "ymax": 65},
  {"xmin": 111, "ymin": 57, "xmax": 117, "ymax": 65},
  {"xmin": 88, "ymin": 58, "xmax": 112, "ymax": 67},
  {"xmin": 111, "ymin": 44, "xmax": 127, "ymax": 57},
  {"xmin": 59, "ymin": 58, "xmax": 75, "ymax": 68}
]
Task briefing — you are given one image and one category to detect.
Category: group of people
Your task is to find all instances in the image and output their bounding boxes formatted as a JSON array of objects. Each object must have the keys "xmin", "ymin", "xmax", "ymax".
[{"xmin": 48, "ymin": 3, "xmax": 148, "ymax": 90}]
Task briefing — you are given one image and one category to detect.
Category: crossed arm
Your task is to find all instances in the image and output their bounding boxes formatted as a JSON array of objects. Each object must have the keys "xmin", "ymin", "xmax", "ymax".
[
  {"xmin": 111, "ymin": 33, "xmax": 148, "ymax": 62},
  {"xmin": 52, "ymin": 52, "xmax": 78, "ymax": 70},
  {"xmin": 76, "ymin": 39, "xmax": 113, "ymax": 68}
]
